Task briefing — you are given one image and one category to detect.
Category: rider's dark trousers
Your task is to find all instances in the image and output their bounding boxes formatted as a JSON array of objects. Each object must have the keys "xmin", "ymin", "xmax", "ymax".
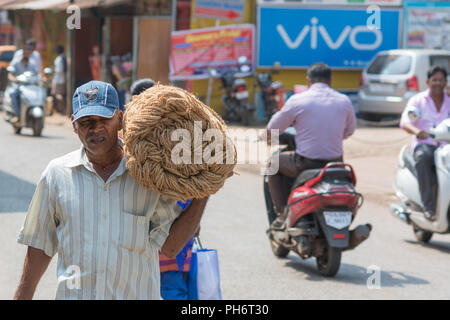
[
  {"xmin": 413, "ymin": 143, "xmax": 438, "ymax": 214},
  {"xmin": 267, "ymin": 151, "xmax": 342, "ymax": 215}
]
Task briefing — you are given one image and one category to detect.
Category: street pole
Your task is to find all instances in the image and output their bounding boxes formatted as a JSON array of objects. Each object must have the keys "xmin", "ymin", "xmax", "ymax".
[{"xmin": 66, "ymin": 27, "xmax": 75, "ymax": 116}]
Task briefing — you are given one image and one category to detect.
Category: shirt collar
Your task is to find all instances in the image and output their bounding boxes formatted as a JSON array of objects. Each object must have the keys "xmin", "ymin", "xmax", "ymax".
[
  {"xmin": 310, "ymin": 82, "xmax": 330, "ymax": 90},
  {"xmin": 424, "ymin": 88, "xmax": 450, "ymax": 100},
  {"xmin": 424, "ymin": 89, "xmax": 450, "ymax": 110},
  {"xmin": 63, "ymin": 146, "xmax": 87, "ymax": 168},
  {"xmin": 64, "ymin": 146, "xmax": 128, "ymax": 177}
]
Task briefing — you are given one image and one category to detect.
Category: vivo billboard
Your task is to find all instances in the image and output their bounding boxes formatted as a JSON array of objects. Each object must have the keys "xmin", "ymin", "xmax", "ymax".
[{"xmin": 257, "ymin": 6, "xmax": 401, "ymax": 69}]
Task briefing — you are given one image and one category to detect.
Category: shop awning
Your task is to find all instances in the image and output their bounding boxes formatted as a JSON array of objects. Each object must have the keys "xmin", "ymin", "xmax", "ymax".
[
  {"xmin": 1, "ymin": 0, "xmax": 130, "ymax": 10},
  {"xmin": 0, "ymin": 0, "xmax": 17, "ymax": 7}
]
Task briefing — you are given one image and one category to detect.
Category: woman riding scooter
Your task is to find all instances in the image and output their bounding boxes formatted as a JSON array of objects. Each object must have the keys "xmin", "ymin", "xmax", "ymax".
[{"xmin": 400, "ymin": 66, "xmax": 450, "ymax": 221}]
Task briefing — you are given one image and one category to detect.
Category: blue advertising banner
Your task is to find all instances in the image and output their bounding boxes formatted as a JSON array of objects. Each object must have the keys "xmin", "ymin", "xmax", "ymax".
[{"xmin": 257, "ymin": 6, "xmax": 401, "ymax": 69}]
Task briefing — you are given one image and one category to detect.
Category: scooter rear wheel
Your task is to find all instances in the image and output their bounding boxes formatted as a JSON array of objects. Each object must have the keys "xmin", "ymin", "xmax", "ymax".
[
  {"xmin": 413, "ymin": 225, "xmax": 433, "ymax": 243},
  {"xmin": 316, "ymin": 245, "xmax": 341, "ymax": 277}
]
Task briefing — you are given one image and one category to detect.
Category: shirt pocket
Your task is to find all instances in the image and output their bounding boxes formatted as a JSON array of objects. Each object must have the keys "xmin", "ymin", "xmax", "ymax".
[
  {"xmin": 119, "ymin": 211, "xmax": 150, "ymax": 254},
  {"xmin": 122, "ymin": 185, "xmax": 148, "ymax": 217}
]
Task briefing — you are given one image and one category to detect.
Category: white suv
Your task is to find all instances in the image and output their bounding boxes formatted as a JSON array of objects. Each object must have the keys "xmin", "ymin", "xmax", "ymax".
[{"xmin": 357, "ymin": 49, "xmax": 450, "ymax": 121}]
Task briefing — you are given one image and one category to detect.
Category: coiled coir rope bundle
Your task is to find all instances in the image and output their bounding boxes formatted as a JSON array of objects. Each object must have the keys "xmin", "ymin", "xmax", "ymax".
[{"xmin": 123, "ymin": 84, "xmax": 236, "ymax": 201}]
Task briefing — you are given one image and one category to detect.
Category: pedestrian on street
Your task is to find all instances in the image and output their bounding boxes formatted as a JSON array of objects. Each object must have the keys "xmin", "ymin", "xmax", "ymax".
[
  {"xmin": 400, "ymin": 65, "xmax": 450, "ymax": 221},
  {"xmin": 51, "ymin": 45, "xmax": 67, "ymax": 114},
  {"xmin": 14, "ymin": 80, "xmax": 210, "ymax": 300}
]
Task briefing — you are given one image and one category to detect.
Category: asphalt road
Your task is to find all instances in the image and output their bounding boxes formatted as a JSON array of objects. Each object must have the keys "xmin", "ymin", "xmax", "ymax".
[{"xmin": 0, "ymin": 113, "xmax": 449, "ymax": 300}]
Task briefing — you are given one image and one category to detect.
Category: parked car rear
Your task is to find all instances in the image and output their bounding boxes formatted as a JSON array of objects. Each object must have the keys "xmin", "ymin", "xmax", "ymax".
[{"xmin": 357, "ymin": 49, "xmax": 450, "ymax": 121}]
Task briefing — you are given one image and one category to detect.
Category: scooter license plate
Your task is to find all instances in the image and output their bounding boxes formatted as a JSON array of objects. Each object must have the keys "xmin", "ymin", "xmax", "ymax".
[
  {"xmin": 235, "ymin": 91, "xmax": 248, "ymax": 99},
  {"xmin": 323, "ymin": 211, "xmax": 352, "ymax": 230}
]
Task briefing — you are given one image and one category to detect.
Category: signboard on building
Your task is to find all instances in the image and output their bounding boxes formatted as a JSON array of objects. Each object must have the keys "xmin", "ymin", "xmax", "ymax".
[
  {"xmin": 403, "ymin": 2, "xmax": 450, "ymax": 50},
  {"xmin": 169, "ymin": 24, "xmax": 254, "ymax": 80},
  {"xmin": 194, "ymin": 0, "xmax": 246, "ymax": 21},
  {"xmin": 257, "ymin": 5, "xmax": 400, "ymax": 69},
  {"xmin": 302, "ymin": 0, "xmax": 402, "ymax": 5}
]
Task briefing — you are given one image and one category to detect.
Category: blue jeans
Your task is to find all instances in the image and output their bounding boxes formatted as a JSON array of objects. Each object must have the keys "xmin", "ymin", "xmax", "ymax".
[
  {"xmin": 10, "ymin": 86, "xmax": 20, "ymax": 117},
  {"xmin": 160, "ymin": 271, "xmax": 188, "ymax": 300}
]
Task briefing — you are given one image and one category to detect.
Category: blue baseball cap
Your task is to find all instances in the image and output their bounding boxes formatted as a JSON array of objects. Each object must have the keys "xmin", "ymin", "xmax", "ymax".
[{"xmin": 72, "ymin": 81, "xmax": 120, "ymax": 123}]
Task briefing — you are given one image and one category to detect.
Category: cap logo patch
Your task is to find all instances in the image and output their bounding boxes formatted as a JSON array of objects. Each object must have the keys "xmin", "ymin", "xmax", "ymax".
[{"xmin": 83, "ymin": 87, "xmax": 99, "ymax": 102}]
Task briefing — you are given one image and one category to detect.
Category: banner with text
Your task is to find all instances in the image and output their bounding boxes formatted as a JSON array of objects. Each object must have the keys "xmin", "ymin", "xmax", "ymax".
[
  {"xmin": 257, "ymin": 5, "xmax": 400, "ymax": 69},
  {"xmin": 403, "ymin": 2, "xmax": 450, "ymax": 50},
  {"xmin": 169, "ymin": 24, "xmax": 254, "ymax": 80}
]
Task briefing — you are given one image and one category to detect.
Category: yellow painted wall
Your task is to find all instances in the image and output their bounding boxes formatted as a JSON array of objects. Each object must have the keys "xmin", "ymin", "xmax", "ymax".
[{"xmin": 189, "ymin": 0, "xmax": 361, "ymax": 115}]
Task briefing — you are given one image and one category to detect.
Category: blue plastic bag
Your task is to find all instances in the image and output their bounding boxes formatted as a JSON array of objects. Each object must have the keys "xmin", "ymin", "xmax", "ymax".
[{"xmin": 187, "ymin": 247, "xmax": 198, "ymax": 300}]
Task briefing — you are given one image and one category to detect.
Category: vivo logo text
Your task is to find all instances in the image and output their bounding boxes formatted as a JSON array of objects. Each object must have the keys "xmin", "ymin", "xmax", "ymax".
[{"xmin": 277, "ymin": 17, "xmax": 382, "ymax": 50}]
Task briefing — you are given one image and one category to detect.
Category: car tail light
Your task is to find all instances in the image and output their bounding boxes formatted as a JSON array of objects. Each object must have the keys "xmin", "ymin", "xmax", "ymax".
[
  {"xmin": 359, "ymin": 74, "xmax": 364, "ymax": 86},
  {"xmin": 237, "ymin": 86, "xmax": 246, "ymax": 92},
  {"xmin": 333, "ymin": 234, "xmax": 346, "ymax": 239},
  {"xmin": 406, "ymin": 76, "xmax": 419, "ymax": 92}
]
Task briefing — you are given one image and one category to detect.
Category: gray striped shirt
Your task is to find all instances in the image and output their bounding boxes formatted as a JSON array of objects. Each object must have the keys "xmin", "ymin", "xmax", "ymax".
[{"xmin": 17, "ymin": 147, "xmax": 181, "ymax": 300}]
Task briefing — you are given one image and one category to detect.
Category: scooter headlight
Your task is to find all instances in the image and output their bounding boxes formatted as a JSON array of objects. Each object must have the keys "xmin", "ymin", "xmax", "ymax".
[{"xmin": 31, "ymin": 107, "xmax": 44, "ymax": 118}]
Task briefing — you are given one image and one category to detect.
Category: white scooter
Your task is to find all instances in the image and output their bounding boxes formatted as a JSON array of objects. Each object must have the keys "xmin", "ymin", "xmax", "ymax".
[
  {"xmin": 391, "ymin": 118, "xmax": 450, "ymax": 243},
  {"xmin": 3, "ymin": 66, "xmax": 52, "ymax": 136}
]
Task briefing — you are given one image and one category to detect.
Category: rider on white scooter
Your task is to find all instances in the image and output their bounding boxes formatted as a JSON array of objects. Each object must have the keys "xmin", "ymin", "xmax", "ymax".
[
  {"xmin": 266, "ymin": 62, "xmax": 357, "ymax": 229},
  {"xmin": 8, "ymin": 43, "xmax": 40, "ymax": 124},
  {"xmin": 400, "ymin": 66, "xmax": 450, "ymax": 221}
]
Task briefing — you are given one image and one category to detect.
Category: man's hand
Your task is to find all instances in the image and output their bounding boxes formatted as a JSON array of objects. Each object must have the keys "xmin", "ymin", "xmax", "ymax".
[
  {"xmin": 403, "ymin": 123, "xmax": 429, "ymax": 140},
  {"xmin": 416, "ymin": 130, "xmax": 429, "ymax": 140},
  {"xmin": 8, "ymin": 73, "xmax": 17, "ymax": 82}
]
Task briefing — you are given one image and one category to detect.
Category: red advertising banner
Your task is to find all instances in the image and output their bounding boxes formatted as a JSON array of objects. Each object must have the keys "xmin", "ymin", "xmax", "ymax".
[{"xmin": 169, "ymin": 24, "xmax": 254, "ymax": 80}]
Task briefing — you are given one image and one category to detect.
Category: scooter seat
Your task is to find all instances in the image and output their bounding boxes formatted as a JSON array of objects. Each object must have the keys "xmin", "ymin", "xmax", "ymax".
[
  {"xmin": 403, "ymin": 152, "xmax": 417, "ymax": 177},
  {"xmin": 292, "ymin": 168, "xmax": 353, "ymax": 189}
]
